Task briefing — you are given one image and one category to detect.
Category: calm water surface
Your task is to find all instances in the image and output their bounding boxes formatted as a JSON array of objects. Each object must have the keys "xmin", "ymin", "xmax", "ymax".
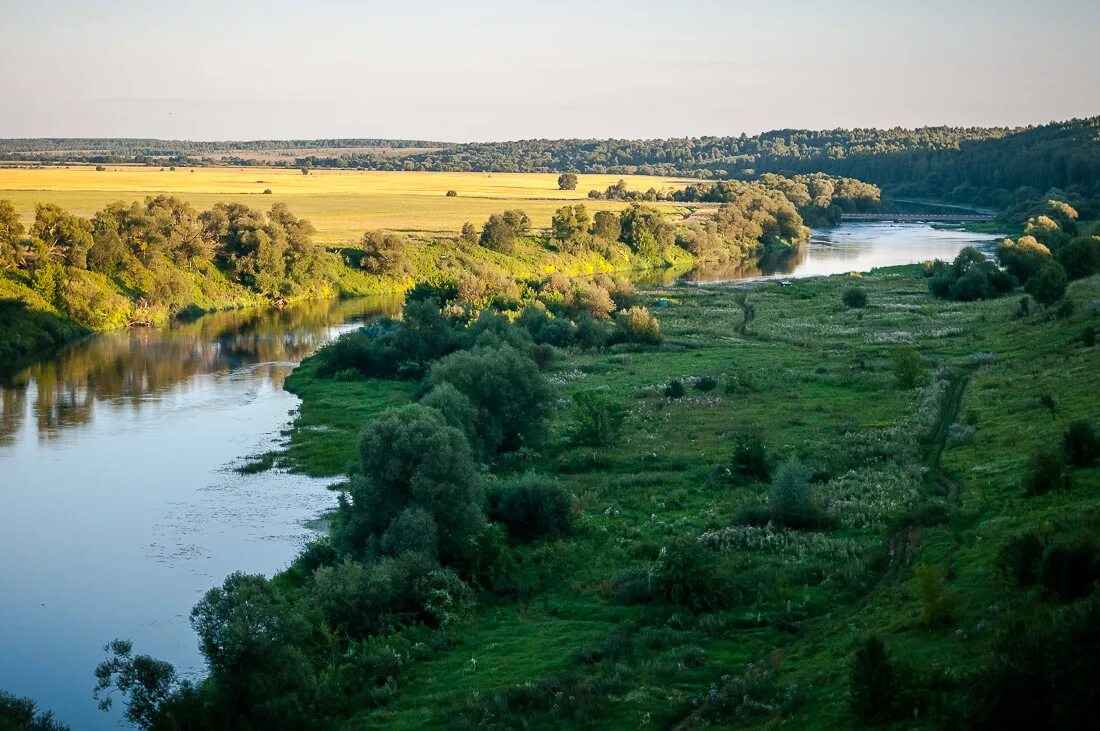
[
  {"xmin": 0, "ymin": 223, "xmax": 998, "ymax": 728},
  {"xmin": 681, "ymin": 221, "xmax": 1001, "ymax": 283}
]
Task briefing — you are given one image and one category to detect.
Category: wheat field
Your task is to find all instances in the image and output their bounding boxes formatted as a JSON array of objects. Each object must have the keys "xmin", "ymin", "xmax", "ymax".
[{"xmin": 0, "ymin": 167, "xmax": 694, "ymax": 243}]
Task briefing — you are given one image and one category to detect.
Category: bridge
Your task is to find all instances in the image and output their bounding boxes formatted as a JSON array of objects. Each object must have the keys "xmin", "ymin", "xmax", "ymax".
[{"xmin": 840, "ymin": 213, "xmax": 995, "ymax": 223}]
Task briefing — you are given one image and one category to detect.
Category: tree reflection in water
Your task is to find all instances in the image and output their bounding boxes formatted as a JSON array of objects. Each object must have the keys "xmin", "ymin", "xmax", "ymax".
[{"xmin": 0, "ymin": 296, "xmax": 400, "ymax": 445}]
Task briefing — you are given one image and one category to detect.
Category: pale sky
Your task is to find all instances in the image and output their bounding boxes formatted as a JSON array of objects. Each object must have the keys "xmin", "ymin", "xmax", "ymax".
[{"xmin": 2, "ymin": 0, "xmax": 1097, "ymax": 141}]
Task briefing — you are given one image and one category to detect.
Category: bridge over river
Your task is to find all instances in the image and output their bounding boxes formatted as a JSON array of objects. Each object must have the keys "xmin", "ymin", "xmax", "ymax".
[{"xmin": 841, "ymin": 212, "xmax": 995, "ymax": 223}]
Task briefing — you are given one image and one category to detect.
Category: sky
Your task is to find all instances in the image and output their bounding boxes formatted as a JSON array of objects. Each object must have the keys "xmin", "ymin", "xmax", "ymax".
[{"xmin": 2, "ymin": 0, "xmax": 1098, "ymax": 142}]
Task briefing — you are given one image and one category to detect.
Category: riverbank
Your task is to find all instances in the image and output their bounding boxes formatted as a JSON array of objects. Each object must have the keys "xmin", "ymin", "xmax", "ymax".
[
  {"xmin": 268, "ymin": 264, "xmax": 1098, "ymax": 727},
  {"xmin": 0, "ymin": 298, "xmax": 88, "ymax": 367}
]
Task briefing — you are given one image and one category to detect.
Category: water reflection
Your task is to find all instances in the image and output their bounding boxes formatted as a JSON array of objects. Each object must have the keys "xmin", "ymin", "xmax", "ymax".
[
  {"xmin": 683, "ymin": 222, "xmax": 1000, "ymax": 284},
  {"xmin": 0, "ymin": 296, "xmax": 400, "ymax": 445}
]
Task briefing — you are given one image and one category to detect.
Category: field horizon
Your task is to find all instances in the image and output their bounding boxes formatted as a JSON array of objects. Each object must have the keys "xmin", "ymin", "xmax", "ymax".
[{"xmin": 0, "ymin": 167, "xmax": 694, "ymax": 240}]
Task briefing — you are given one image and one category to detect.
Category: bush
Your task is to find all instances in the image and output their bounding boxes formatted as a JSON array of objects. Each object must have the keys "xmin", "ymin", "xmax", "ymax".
[
  {"xmin": 768, "ymin": 459, "xmax": 816, "ymax": 528},
  {"xmin": 1022, "ymin": 444, "xmax": 1072, "ymax": 496},
  {"xmin": 664, "ymin": 379, "xmax": 685, "ymax": 399},
  {"xmin": 568, "ymin": 390, "xmax": 626, "ymax": 447},
  {"xmin": 649, "ymin": 538, "xmax": 725, "ymax": 612},
  {"xmin": 1025, "ymin": 260, "xmax": 1069, "ymax": 305},
  {"xmin": 892, "ymin": 346, "xmax": 924, "ymax": 389},
  {"xmin": 614, "ymin": 306, "xmax": 661, "ymax": 344},
  {"xmin": 1039, "ymin": 535, "xmax": 1100, "ymax": 601},
  {"xmin": 849, "ymin": 636, "xmax": 897, "ymax": 722},
  {"xmin": 728, "ymin": 432, "xmax": 770, "ymax": 484},
  {"xmin": 557, "ymin": 173, "xmax": 578, "ymax": 191},
  {"xmin": 998, "ymin": 531, "xmax": 1045, "ymax": 587},
  {"xmin": 966, "ymin": 593, "xmax": 1100, "ymax": 729},
  {"xmin": 1063, "ymin": 419, "xmax": 1099, "ymax": 467},
  {"xmin": 842, "ymin": 286, "xmax": 868, "ymax": 308},
  {"xmin": 487, "ymin": 476, "xmax": 573, "ymax": 542},
  {"xmin": 446, "ymin": 189, "xmax": 457, "ymax": 197},
  {"xmin": 1082, "ymin": 325, "xmax": 1096, "ymax": 347},
  {"xmin": 694, "ymin": 375, "xmax": 718, "ymax": 392},
  {"xmin": 915, "ymin": 564, "xmax": 954, "ymax": 626}
]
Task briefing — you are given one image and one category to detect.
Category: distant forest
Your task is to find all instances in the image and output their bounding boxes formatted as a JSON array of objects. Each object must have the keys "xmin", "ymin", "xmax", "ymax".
[{"xmin": 2, "ymin": 117, "xmax": 1098, "ymax": 213}]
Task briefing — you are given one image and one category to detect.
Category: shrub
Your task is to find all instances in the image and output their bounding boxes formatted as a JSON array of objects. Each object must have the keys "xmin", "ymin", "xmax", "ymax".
[
  {"xmin": 768, "ymin": 459, "xmax": 816, "ymax": 528},
  {"xmin": 849, "ymin": 636, "xmax": 897, "ymax": 722},
  {"xmin": 487, "ymin": 476, "xmax": 573, "ymax": 542},
  {"xmin": 1063, "ymin": 419, "xmax": 1099, "ymax": 467},
  {"xmin": 1039, "ymin": 535, "xmax": 1100, "ymax": 601},
  {"xmin": 358, "ymin": 230, "xmax": 410, "ymax": 276},
  {"xmin": 966, "ymin": 593, "xmax": 1100, "ymax": 729},
  {"xmin": 915, "ymin": 564, "xmax": 953, "ymax": 626},
  {"xmin": 557, "ymin": 173, "xmax": 578, "ymax": 191},
  {"xmin": 842, "ymin": 286, "xmax": 868, "ymax": 308},
  {"xmin": 1022, "ymin": 444, "xmax": 1071, "ymax": 496},
  {"xmin": 649, "ymin": 538, "xmax": 725, "ymax": 612},
  {"xmin": 446, "ymin": 189, "xmax": 457, "ymax": 197},
  {"xmin": 664, "ymin": 379, "xmax": 685, "ymax": 399},
  {"xmin": 997, "ymin": 531, "xmax": 1045, "ymax": 586},
  {"xmin": 1082, "ymin": 325, "xmax": 1096, "ymax": 347},
  {"xmin": 694, "ymin": 375, "xmax": 718, "ymax": 392},
  {"xmin": 568, "ymin": 390, "xmax": 626, "ymax": 447},
  {"xmin": 262, "ymin": 188, "xmax": 272, "ymax": 194},
  {"xmin": 615, "ymin": 306, "xmax": 661, "ymax": 344},
  {"xmin": 728, "ymin": 432, "xmax": 770, "ymax": 484},
  {"xmin": 892, "ymin": 346, "xmax": 924, "ymax": 388},
  {"xmin": 1025, "ymin": 260, "xmax": 1068, "ymax": 305}
]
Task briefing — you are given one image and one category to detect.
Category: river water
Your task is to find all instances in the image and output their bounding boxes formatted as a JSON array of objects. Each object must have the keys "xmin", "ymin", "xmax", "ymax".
[{"xmin": 0, "ymin": 223, "xmax": 998, "ymax": 728}]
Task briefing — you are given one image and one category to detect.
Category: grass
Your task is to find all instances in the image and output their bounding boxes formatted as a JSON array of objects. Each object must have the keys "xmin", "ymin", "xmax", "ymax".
[
  {"xmin": 276, "ymin": 266, "xmax": 1099, "ymax": 728},
  {"xmin": 0, "ymin": 167, "xmax": 693, "ymax": 242}
]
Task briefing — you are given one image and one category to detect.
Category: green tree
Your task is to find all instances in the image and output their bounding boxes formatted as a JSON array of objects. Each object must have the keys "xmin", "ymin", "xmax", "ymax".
[
  {"xmin": 0, "ymin": 199, "xmax": 25, "ymax": 269},
  {"xmin": 94, "ymin": 639, "xmax": 181, "ymax": 730},
  {"xmin": 769, "ymin": 459, "xmax": 815, "ymax": 527},
  {"xmin": 551, "ymin": 204, "xmax": 590, "ymax": 243},
  {"xmin": 849, "ymin": 636, "xmax": 897, "ymax": 722},
  {"xmin": 479, "ymin": 210, "xmax": 530, "ymax": 254},
  {"xmin": 892, "ymin": 346, "xmax": 924, "ymax": 388},
  {"xmin": 996, "ymin": 235, "xmax": 1051, "ymax": 283},
  {"xmin": 618, "ymin": 204, "xmax": 672, "ymax": 256},
  {"xmin": 568, "ymin": 390, "xmax": 626, "ymax": 446},
  {"xmin": 0, "ymin": 690, "xmax": 70, "ymax": 731},
  {"xmin": 557, "ymin": 173, "xmax": 578, "ymax": 190},
  {"xmin": 425, "ymin": 345, "xmax": 552, "ymax": 454},
  {"xmin": 487, "ymin": 475, "xmax": 574, "ymax": 541},
  {"xmin": 189, "ymin": 572, "xmax": 315, "ymax": 727},
  {"xmin": 31, "ymin": 203, "xmax": 94, "ymax": 269},
  {"xmin": 1026, "ymin": 260, "xmax": 1068, "ymax": 305},
  {"xmin": 460, "ymin": 221, "xmax": 478, "ymax": 244},
  {"xmin": 337, "ymin": 404, "xmax": 484, "ymax": 559},
  {"xmin": 359, "ymin": 230, "xmax": 409, "ymax": 276},
  {"xmin": 590, "ymin": 210, "xmax": 621, "ymax": 241}
]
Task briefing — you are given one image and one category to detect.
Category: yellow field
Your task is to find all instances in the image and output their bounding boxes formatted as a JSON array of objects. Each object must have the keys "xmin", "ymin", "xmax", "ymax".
[{"xmin": 0, "ymin": 167, "xmax": 693, "ymax": 243}]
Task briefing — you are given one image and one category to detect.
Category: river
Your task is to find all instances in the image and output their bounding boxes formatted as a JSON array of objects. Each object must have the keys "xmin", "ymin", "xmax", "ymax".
[{"xmin": 0, "ymin": 223, "xmax": 999, "ymax": 728}]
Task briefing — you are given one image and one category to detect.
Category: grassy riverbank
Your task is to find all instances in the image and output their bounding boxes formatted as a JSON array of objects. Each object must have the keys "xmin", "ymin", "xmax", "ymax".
[{"xmin": 271, "ymin": 265, "xmax": 1099, "ymax": 728}]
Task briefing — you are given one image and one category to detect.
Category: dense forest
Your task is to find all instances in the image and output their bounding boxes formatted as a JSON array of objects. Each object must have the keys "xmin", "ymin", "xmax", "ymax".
[{"xmin": 4, "ymin": 117, "xmax": 1095, "ymax": 215}]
